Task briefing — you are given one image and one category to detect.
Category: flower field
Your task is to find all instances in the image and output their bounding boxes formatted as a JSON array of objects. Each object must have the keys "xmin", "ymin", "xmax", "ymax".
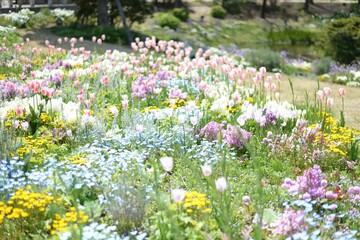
[{"xmin": 0, "ymin": 35, "xmax": 360, "ymax": 240}]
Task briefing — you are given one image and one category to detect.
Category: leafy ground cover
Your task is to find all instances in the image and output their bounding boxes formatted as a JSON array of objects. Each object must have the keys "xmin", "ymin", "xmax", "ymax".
[{"xmin": 0, "ymin": 33, "xmax": 360, "ymax": 240}]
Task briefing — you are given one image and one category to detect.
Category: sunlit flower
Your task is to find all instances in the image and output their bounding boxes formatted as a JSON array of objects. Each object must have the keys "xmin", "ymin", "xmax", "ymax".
[
  {"xmin": 215, "ymin": 177, "xmax": 227, "ymax": 192},
  {"xmin": 201, "ymin": 165, "xmax": 212, "ymax": 177},
  {"xmin": 160, "ymin": 156, "xmax": 173, "ymax": 172},
  {"xmin": 171, "ymin": 189, "xmax": 185, "ymax": 203}
]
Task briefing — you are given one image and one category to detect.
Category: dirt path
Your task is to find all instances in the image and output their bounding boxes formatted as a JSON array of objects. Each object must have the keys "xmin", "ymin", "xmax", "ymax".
[{"xmin": 15, "ymin": 28, "xmax": 360, "ymax": 130}]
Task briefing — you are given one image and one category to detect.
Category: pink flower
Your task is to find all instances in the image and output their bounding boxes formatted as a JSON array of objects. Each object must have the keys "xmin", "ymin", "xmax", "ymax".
[
  {"xmin": 92, "ymin": 36, "xmax": 97, "ymax": 42},
  {"xmin": 100, "ymin": 76, "xmax": 108, "ymax": 85},
  {"xmin": 15, "ymin": 107, "xmax": 23, "ymax": 116},
  {"xmin": 316, "ymin": 90, "xmax": 324, "ymax": 101},
  {"xmin": 323, "ymin": 87, "xmax": 332, "ymax": 97},
  {"xmin": 259, "ymin": 66, "xmax": 266, "ymax": 76},
  {"xmin": 97, "ymin": 39, "xmax": 102, "ymax": 45},
  {"xmin": 275, "ymin": 72, "xmax": 281, "ymax": 81},
  {"xmin": 77, "ymin": 94, "xmax": 84, "ymax": 103},
  {"xmin": 101, "ymin": 34, "xmax": 106, "ymax": 41},
  {"xmin": 327, "ymin": 97, "xmax": 334, "ymax": 108},
  {"xmin": 215, "ymin": 177, "xmax": 227, "ymax": 192},
  {"xmin": 242, "ymin": 196, "xmax": 251, "ymax": 205},
  {"xmin": 338, "ymin": 88, "xmax": 346, "ymax": 97},
  {"xmin": 90, "ymin": 93, "xmax": 95, "ymax": 102},
  {"xmin": 79, "ymin": 37, "xmax": 84, "ymax": 42}
]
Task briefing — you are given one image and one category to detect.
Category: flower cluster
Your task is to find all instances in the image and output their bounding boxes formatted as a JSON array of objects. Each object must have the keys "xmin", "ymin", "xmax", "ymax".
[
  {"xmin": 274, "ymin": 206, "xmax": 306, "ymax": 236},
  {"xmin": 50, "ymin": 9, "xmax": 74, "ymax": 20},
  {"xmin": 0, "ymin": 187, "xmax": 61, "ymax": 223},
  {"xmin": 282, "ymin": 165, "xmax": 332, "ymax": 200},
  {"xmin": 183, "ymin": 191, "xmax": 211, "ymax": 215},
  {"xmin": 49, "ymin": 207, "xmax": 89, "ymax": 235},
  {"xmin": 200, "ymin": 121, "xmax": 251, "ymax": 149}
]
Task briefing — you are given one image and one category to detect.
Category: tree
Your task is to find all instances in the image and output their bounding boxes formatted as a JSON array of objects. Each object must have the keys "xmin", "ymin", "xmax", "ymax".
[
  {"xmin": 261, "ymin": 0, "xmax": 267, "ymax": 18},
  {"xmin": 74, "ymin": 0, "xmax": 151, "ymax": 28},
  {"xmin": 304, "ymin": 0, "xmax": 314, "ymax": 13},
  {"xmin": 110, "ymin": 0, "xmax": 152, "ymax": 28},
  {"xmin": 97, "ymin": 0, "xmax": 110, "ymax": 26},
  {"xmin": 114, "ymin": 0, "xmax": 132, "ymax": 45},
  {"xmin": 175, "ymin": 0, "xmax": 182, "ymax": 8}
]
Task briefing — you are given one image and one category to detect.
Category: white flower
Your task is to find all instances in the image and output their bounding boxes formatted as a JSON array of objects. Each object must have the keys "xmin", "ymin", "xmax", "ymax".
[
  {"xmin": 190, "ymin": 116, "xmax": 198, "ymax": 126},
  {"xmin": 171, "ymin": 189, "xmax": 185, "ymax": 202},
  {"xmin": 201, "ymin": 165, "xmax": 212, "ymax": 177},
  {"xmin": 21, "ymin": 121, "xmax": 29, "ymax": 131},
  {"xmin": 178, "ymin": 114, "xmax": 186, "ymax": 124},
  {"xmin": 160, "ymin": 156, "xmax": 173, "ymax": 172},
  {"xmin": 109, "ymin": 106, "xmax": 119, "ymax": 118},
  {"xmin": 215, "ymin": 177, "xmax": 227, "ymax": 192}
]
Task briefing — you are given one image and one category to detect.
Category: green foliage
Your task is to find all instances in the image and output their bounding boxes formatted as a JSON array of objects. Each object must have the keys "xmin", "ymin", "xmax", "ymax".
[
  {"xmin": 244, "ymin": 49, "xmax": 283, "ymax": 70},
  {"xmin": 268, "ymin": 27, "xmax": 319, "ymax": 45},
  {"xmin": 222, "ymin": 0, "xmax": 243, "ymax": 15},
  {"xmin": 211, "ymin": 5, "xmax": 227, "ymax": 19},
  {"xmin": 312, "ymin": 57, "xmax": 333, "ymax": 75},
  {"xmin": 109, "ymin": 0, "xmax": 152, "ymax": 27},
  {"xmin": 51, "ymin": 25, "xmax": 143, "ymax": 45},
  {"xmin": 0, "ymin": 121, "xmax": 21, "ymax": 161},
  {"xmin": 156, "ymin": 13, "xmax": 181, "ymax": 30},
  {"xmin": 326, "ymin": 17, "xmax": 360, "ymax": 64},
  {"xmin": 27, "ymin": 8, "xmax": 56, "ymax": 28},
  {"xmin": 171, "ymin": 8, "xmax": 189, "ymax": 22}
]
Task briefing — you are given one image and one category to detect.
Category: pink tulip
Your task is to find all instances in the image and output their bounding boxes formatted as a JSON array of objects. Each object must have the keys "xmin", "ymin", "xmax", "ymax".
[
  {"xmin": 323, "ymin": 87, "xmax": 332, "ymax": 97},
  {"xmin": 316, "ymin": 90, "xmax": 324, "ymax": 101},
  {"xmin": 16, "ymin": 107, "xmax": 23, "ymax": 116},
  {"xmin": 327, "ymin": 97, "xmax": 334, "ymax": 108},
  {"xmin": 338, "ymin": 88, "xmax": 346, "ymax": 97}
]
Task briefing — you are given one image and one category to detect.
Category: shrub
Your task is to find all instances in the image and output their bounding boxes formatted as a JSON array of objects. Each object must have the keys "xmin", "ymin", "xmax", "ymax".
[
  {"xmin": 326, "ymin": 17, "xmax": 360, "ymax": 64},
  {"xmin": 312, "ymin": 57, "xmax": 333, "ymax": 75},
  {"xmin": 211, "ymin": 5, "xmax": 227, "ymax": 19},
  {"xmin": 171, "ymin": 8, "xmax": 189, "ymax": 22},
  {"xmin": 244, "ymin": 49, "xmax": 283, "ymax": 70},
  {"xmin": 223, "ymin": 0, "xmax": 242, "ymax": 15},
  {"xmin": 156, "ymin": 13, "xmax": 181, "ymax": 30}
]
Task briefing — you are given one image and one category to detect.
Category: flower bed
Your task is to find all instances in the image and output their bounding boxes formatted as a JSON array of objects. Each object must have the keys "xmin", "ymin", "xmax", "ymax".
[{"xmin": 0, "ymin": 35, "xmax": 359, "ymax": 239}]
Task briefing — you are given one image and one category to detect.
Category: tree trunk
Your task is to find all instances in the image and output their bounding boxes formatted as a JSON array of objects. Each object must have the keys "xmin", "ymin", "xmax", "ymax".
[
  {"xmin": 97, "ymin": 0, "xmax": 110, "ymax": 26},
  {"xmin": 304, "ymin": 0, "xmax": 311, "ymax": 13},
  {"xmin": 261, "ymin": 0, "xmax": 267, "ymax": 19},
  {"xmin": 175, "ymin": 0, "xmax": 182, "ymax": 8},
  {"xmin": 358, "ymin": 0, "xmax": 360, "ymax": 8},
  {"xmin": 115, "ymin": 0, "xmax": 133, "ymax": 46}
]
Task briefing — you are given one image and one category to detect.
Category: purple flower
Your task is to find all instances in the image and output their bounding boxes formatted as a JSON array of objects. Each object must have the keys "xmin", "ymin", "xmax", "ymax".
[
  {"xmin": 282, "ymin": 165, "xmax": 327, "ymax": 200},
  {"xmin": 274, "ymin": 207, "xmax": 307, "ymax": 236},
  {"xmin": 200, "ymin": 121, "xmax": 224, "ymax": 142},
  {"xmin": 222, "ymin": 125, "xmax": 251, "ymax": 149}
]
